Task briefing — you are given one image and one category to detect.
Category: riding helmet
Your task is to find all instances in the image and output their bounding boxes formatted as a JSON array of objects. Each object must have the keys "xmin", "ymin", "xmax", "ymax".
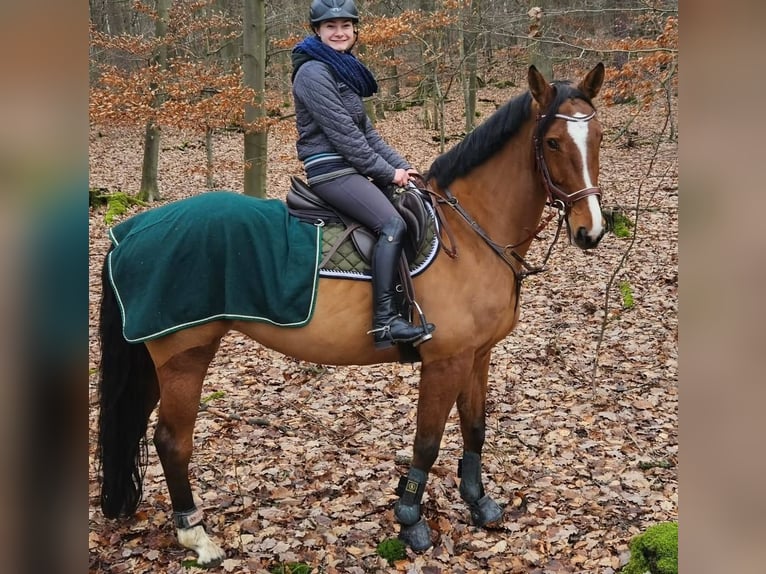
[{"xmin": 309, "ymin": 0, "xmax": 359, "ymax": 27}]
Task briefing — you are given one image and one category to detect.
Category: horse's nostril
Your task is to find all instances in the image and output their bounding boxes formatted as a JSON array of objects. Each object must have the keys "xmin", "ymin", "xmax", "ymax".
[{"xmin": 576, "ymin": 226, "xmax": 601, "ymax": 249}]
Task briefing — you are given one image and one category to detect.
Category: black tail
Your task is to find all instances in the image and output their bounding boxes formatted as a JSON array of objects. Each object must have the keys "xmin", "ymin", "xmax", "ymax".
[{"xmin": 97, "ymin": 247, "xmax": 158, "ymax": 518}]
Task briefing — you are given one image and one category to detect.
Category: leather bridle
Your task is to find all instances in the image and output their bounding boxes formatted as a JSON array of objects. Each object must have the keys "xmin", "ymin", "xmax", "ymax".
[{"xmin": 533, "ymin": 110, "xmax": 602, "ymax": 211}]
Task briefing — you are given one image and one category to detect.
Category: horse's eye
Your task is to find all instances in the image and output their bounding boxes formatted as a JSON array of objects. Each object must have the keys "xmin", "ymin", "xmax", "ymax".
[{"xmin": 546, "ymin": 139, "xmax": 559, "ymax": 150}]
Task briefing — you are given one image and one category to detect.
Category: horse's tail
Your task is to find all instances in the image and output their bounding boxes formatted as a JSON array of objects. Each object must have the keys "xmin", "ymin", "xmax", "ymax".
[{"xmin": 97, "ymin": 247, "xmax": 157, "ymax": 518}]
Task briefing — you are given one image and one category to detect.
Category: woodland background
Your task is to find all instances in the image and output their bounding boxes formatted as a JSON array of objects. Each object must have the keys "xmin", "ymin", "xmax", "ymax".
[{"xmin": 88, "ymin": 1, "xmax": 678, "ymax": 572}]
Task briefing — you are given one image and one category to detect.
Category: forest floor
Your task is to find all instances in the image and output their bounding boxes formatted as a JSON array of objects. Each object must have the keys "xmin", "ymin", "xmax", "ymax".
[{"xmin": 88, "ymin": 65, "xmax": 678, "ymax": 573}]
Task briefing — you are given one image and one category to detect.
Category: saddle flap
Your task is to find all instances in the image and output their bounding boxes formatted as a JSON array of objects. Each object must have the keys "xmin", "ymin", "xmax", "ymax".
[{"xmin": 394, "ymin": 188, "xmax": 430, "ymax": 255}]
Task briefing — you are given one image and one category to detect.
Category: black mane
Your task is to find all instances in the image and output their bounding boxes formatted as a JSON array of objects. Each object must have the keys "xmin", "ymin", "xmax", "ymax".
[{"xmin": 426, "ymin": 81, "xmax": 596, "ymax": 189}]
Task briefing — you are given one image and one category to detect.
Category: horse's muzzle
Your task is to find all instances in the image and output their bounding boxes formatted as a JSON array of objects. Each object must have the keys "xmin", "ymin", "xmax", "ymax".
[{"xmin": 574, "ymin": 224, "xmax": 605, "ymax": 250}]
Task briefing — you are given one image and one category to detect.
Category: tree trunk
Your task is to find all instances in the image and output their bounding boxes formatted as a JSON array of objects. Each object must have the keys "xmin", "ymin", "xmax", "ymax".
[
  {"xmin": 462, "ymin": 0, "xmax": 479, "ymax": 134},
  {"xmin": 205, "ymin": 127, "xmax": 214, "ymax": 189},
  {"xmin": 528, "ymin": 1, "xmax": 553, "ymax": 80},
  {"xmin": 418, "ymin": 0, "xmax": 438, "ymax": 130},
  {"xmin": 243, "ymin": 0, "xmax": 267, "ymax": 198},
  {"xmin": 138, "ymin": 0, "xmax": 170, "ymax": 202}
]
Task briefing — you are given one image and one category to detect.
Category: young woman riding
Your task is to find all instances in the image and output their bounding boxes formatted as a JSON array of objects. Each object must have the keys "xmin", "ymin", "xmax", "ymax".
[{"xmin": 291, "ymin": 0, "xmax": 434, "ymax": 348}]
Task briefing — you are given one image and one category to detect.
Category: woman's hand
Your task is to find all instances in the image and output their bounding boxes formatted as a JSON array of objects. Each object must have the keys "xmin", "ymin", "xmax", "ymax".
[{"xmin": 392, "ymin": 168, "xmax": 410, "ymax": 187}]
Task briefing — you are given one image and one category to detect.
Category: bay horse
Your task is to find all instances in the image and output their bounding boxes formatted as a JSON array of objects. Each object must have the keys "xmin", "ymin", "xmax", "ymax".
[{"xmin": 96, "ymin": 63, "xmax": 606, "ymax": 567}]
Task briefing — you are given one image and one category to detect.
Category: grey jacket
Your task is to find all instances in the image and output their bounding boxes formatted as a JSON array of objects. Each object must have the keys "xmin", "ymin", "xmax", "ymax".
[{"xmin": 292, "ymin": 59, "xmax": 410, "ymax": 186}]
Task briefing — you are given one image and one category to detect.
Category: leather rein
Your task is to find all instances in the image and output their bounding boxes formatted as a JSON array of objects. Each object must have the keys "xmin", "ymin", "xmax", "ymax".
[{"xmin": 413, "ymin": 108, "xmax": 601, "ymax": 285}]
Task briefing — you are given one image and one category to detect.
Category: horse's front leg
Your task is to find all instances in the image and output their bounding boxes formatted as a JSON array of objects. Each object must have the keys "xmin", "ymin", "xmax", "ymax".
[
  {"xmin": 395, "ymin": 351, "xmax": 471, "ymax": 551},
  {"xmin": 456, "ymin": 350, "xmax": 503, "ymax": 527},
  {"xmin": 151, "ymin": 342, "xmax": 226, "ymax": 569}
]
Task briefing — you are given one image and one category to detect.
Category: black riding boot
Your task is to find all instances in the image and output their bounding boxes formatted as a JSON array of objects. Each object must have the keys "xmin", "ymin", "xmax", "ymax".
[{"xmin": 368, "ymin": 217, "xmax": 434, "ymax": 349}]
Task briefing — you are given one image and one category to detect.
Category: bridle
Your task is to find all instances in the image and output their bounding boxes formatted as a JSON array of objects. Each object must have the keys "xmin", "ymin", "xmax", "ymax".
[
  {"xmin": 415, "ymin": 102, "xmax": 602, "ymax": 297},
  {"xmin": 533, "ymin": 110, "xmax": 602, "ymax": 212}
]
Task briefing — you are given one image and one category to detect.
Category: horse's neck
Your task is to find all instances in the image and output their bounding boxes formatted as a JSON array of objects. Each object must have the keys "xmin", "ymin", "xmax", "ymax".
[{"xmin": 449, "ymin": 132, "xmax": 546, "ymax": 253}]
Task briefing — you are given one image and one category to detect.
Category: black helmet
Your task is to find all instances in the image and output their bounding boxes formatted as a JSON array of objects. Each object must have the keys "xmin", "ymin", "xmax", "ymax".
[{"xmin": 309, "ymin": 0, "xmax": 359, "ymax": 27}]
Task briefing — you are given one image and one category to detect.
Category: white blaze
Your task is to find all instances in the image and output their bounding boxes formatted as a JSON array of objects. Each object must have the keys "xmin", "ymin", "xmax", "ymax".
[{"xmin": 566, "ymin": 112, "xmax": 603, "ymax": 239}]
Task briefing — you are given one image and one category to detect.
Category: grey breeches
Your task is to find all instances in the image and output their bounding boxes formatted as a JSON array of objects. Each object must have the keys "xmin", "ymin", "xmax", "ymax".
[{"xmin": 310, "ymin": 173, "xmax": 403, "ymax": 234}]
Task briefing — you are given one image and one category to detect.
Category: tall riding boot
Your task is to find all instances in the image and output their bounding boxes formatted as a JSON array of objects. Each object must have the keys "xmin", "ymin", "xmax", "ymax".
[{"xmin": 368, "ymin": 217, "xmax": 434, "ymax": 349}]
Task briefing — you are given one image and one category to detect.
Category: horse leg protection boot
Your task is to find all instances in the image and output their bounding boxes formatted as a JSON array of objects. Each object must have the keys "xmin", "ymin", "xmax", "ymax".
[
  {"xmin": 369, "ymin": 217, "xmax": 434, "ymax": 348},
  {"xmin": 394, "ymin": 467, "xmax": 427, "ymax": 525},
  {"xmin": 394, "ymin": 467, "xmax": 432, "ymax": 552},
  {"xmin": 458, "ymin": 452, "xmax": 503, "ymax": 527}
]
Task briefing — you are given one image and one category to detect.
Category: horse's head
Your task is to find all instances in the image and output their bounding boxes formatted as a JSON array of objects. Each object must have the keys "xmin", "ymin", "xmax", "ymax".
[{"xmin": 528, "ymin": 63, "xmax": 606, "ymax": 250}]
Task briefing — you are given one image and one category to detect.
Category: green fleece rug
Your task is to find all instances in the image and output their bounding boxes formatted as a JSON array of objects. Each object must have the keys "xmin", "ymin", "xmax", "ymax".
[{"xmin": 107, "ymin": 191, "xmax": 322, "ymax": 343}]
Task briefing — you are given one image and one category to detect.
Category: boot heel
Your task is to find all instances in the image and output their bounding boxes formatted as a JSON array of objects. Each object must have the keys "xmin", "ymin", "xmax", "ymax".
[{"xmin": 374, "ymin": 338, "xmax": 396, "ymax": 350}]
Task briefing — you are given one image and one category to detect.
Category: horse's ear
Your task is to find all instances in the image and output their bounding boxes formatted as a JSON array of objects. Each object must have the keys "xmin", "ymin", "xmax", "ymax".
[
  {"xmin": 528, "ymin": 65, "xmax": 554, "ymax": 109},
  {"xmin": 578, "ymin": 62, "xmax": 605, "ymax": 100}
]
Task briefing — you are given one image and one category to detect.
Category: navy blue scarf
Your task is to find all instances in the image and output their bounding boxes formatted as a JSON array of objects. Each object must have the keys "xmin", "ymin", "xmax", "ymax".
[{"xmin": 292, "ymin": 35, "xmax": 378, "ymax": 98}]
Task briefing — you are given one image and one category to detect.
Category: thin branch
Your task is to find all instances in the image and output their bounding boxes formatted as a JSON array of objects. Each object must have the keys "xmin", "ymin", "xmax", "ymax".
[{"xmin": 590, "ymin": 101, "xmax": 675, "ymax": 389}]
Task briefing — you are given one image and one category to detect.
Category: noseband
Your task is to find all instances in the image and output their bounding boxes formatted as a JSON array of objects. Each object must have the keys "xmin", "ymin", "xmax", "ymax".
[{"xmin": 533, "ymin": 110, "xmax": 601, "ymax": 211}]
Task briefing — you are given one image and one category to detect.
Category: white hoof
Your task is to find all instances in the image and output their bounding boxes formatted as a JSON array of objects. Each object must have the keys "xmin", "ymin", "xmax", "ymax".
[{"xmin": 177, "ymin": 524, "xmax": 226, "ymax": 568}]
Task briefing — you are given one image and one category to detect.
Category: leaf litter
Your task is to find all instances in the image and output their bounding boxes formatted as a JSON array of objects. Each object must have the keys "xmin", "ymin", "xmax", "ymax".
[{"xmin": 89, "ymin": 75, "xmax": 677, "ymax": 572}]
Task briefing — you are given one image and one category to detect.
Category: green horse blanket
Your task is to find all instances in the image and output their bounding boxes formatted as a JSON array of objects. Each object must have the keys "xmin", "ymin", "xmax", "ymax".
[{"xmin": 107, "ymin": 191, "xmax": 322, "ymax": 342}]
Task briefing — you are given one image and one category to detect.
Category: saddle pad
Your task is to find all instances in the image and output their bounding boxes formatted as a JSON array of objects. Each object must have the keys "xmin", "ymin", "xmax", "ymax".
[
  {"xmin": 318, "ymin": 202, "xmax": 439, "ymax": 280},
  {"xmin": 107, "ymin": 191, "xmax": 322, "ymax": 342}
]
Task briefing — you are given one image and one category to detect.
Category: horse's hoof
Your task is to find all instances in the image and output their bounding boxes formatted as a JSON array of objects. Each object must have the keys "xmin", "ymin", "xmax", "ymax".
[
  {"xmin": 177, "ymin": 524, "xmax": 226, "ymax": 569},
  {"xmin": 398, "ymin": 517, "xmax": 432, "ymax": 552},
  {"xmin": 469, "ymin": 495, "xmax": 503, "ymax": 527}
]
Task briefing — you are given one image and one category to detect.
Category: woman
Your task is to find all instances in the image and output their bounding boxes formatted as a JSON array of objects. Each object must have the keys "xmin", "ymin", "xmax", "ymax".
[{"xmin": 291, "ymin": 0, "xmax": 434, "ymax": 348}]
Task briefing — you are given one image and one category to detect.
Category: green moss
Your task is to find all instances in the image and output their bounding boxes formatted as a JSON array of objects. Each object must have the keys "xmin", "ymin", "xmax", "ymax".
[
  {"xmin": 100, "ymin": 192, "xmax": 148, "ymax": 225},
  {"xmin": 201, "ymin": 390, "xmax": 226, "ymax": 404},
  {"xmin": 104, "ymin": 193, "xmax": 131, "ymax": 225},
  {"xmin": 619, "ymin": 281, "xmax": 635, "ymax": 309},
  {"xmin": 612, "ymin": 212, "xmax": 633, "ymax": 238},
  {"xmin": 376, "ymin": 537, "xmax": 407, "ymax": 564},
  {"xmin": 622, "ymin": 522, "xmax": 678, "ymax": 574},
  {"xmin": 603, "ymin": 208, "xmax": 633, "ymax": 238},
  {"xmin": 270, "ymin": 562, "xmax": 311, "ymax": 574}
]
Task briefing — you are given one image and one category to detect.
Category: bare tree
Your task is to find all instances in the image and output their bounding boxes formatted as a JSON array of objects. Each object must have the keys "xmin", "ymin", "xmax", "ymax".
[
  {"xmin": 462, "ymin": 0, "xmax": 480, "ymax": 133},
  {"xmin": 138, "ymin": 0, "xmax": 171, "ymax": 202},
  {"xmin": 243, "ymin": 0, "xmax": 268, "ymax": 197}
]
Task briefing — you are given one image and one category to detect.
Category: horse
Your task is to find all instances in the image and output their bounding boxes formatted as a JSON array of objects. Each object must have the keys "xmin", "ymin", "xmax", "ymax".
[{"xmin": 96, "ymin": 63, "xmax": 606, "ymax": 567}]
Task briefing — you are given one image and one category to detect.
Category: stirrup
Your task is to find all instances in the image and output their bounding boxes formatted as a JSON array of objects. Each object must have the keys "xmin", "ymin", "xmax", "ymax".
[{"xmin": 367, "ymin": 316, "xmax": 433, "ymax": 349}]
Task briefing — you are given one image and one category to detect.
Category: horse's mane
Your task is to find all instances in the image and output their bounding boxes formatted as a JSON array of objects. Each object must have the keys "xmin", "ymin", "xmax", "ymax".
[{"xmin": 426, "ymin": 81, "xmax": 596, "ymax": 189}]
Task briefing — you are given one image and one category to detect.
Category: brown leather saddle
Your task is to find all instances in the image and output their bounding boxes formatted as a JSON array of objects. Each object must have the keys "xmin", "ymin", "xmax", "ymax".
[{"xmin": 286, "ymin": 176, "xmax": 432, "ymax": 267}]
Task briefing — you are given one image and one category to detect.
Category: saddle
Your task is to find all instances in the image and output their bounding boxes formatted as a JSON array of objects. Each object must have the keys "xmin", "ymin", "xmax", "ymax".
[{"xmin": 286, "ymin": 176, "xmax": 431, "ymax": 266}]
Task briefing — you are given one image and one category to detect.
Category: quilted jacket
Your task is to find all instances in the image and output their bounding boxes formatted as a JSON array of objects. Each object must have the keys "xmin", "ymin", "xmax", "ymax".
[{"xmin": 292, "ymin": 58, "xmax": 410, "ymax": 186}]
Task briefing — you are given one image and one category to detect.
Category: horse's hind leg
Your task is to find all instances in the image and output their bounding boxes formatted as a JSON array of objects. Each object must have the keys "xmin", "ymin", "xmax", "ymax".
[
  {"xmin": 151, "ymin": 340, "xmax": 226, "ymax": 568},
  {"xmin": 456, "ymin": 350, "xmax": 503, "ymax": 527},
  {"xmin": 395, "ymin": 351, "xmax": 472, "ymax": 551}
]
